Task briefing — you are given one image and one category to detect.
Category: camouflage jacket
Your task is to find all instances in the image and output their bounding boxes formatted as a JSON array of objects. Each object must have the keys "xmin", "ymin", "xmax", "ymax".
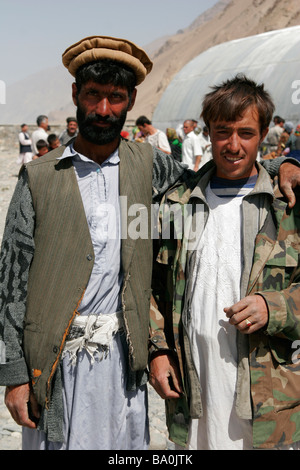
[{"xmin": 150, "ymin": 161, "xmax": 300, "ymax": 449}]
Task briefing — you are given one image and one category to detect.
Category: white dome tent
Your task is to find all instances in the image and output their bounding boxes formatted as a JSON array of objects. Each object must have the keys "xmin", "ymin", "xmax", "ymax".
[{"xmin": 152, "ymin": 26, "xmax": 300, "ymax": 131}]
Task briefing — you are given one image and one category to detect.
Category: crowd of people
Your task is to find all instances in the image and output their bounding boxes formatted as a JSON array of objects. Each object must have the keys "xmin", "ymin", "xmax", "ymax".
[
  {"xmin": 19, "ymin": 113, "xmax": 212, "ymax": 172},
  {"xmin": 132, "ymin": 116, "xmax": 212, "ymax": 171},
  {"xmin": 132, "ymin": 113, "xmax": 300, "ymax": 172},
  {"xmin": 18, "ymin": 109, "xmax": 300, "ymax": 171},
  {"xmin": 17, "ymin": 116, "xmax": 78, "ymax": 163},
  {"xmin": 262, "ymin": 115, "xmax": 300, "ymax": 160},
  {"xmin": 1, "ymin": 34, "xmax": 300, "ymax": 452}
]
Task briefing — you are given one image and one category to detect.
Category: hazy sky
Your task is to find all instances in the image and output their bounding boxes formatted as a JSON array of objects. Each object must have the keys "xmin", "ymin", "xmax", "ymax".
[{"xmin": 0, "ymin": 0, "xmax": 218, "ymax": 85}]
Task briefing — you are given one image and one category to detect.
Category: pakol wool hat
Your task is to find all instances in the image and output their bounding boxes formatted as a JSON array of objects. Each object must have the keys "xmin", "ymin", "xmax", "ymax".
[{"xmin": 62, "ymin": 35, "xmax": 153, "ymax": 85}]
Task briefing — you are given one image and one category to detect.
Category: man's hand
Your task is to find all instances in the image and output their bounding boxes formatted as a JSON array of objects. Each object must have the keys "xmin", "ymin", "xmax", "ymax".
[
  {"xmin": 224, "ymin": 295, "xmax": 269, "ymax": 334},
  {"xmin": 279, "ymin": 162, "xmax": 300, "ymax": 208},
  {"xmin": 5, "ymin": 383, "xmax": 40, "ymax": 429},
  {"xmin": 149, "ymin": 352, "xmax": 182, "ymax": 399}
]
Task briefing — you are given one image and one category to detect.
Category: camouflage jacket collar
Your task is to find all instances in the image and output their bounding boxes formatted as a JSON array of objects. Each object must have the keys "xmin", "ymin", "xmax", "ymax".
[{"xmin": 165, "ymin": 161, "xmax": 275, "ymax": 207}]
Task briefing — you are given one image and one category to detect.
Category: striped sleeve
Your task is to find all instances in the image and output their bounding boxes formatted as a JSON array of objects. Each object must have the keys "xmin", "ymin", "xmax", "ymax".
[
  {"xmin": 261, "ymin": 156, "xmax": 300, "ymax": 179},
  {"xmin": 152, "ymin": 148, "xmax": 187, "ymax": 201},
  {"xmin": 0, "ymin": 168, "xmax": 35, "ymax": 385}
]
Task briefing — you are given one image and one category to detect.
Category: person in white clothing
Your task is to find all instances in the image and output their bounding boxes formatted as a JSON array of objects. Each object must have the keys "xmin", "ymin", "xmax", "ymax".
[
  {"xmin": 135, "ymin": 115, "xmax": 171, "ymax": 154},
  {"xmin": 181, "ymin": 119, "xmax": 203, "ymax": 171},
  {"xmin": 31, "ymin": 115, "xmax": 49, "ymax": 154},
  {"xmin": 198, "ymin": 125, "xmax": 212, "ymax": 168},
  {"xmin": 18, "ymin": 124, "xmax": 33, "ymax": 164}
]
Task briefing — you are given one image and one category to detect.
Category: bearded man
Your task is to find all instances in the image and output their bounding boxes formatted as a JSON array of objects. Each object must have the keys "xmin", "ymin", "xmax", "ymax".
[{"xmin": 0, "ymin": 35, "xmax": 187, "ymax": 451}]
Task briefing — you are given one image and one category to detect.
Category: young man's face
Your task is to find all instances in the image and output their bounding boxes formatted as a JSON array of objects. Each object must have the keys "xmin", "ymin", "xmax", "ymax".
[
  {"xmin": 137, "ymin": 124, "xmax": 149, "ymax": 136},
  {"xmin": 38, "ymin": 146, "xmax": 48, "ymax": 156},
  {"xmin": 51, "ymin": 138, "xmax": 60, "ymax": 149},
  {"xmin": 209, "ymin": 105, "xmax": 268, "ymax": 180}
]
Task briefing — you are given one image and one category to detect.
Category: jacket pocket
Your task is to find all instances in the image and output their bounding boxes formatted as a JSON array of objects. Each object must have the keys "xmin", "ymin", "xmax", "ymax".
[
  {"xmin": 265, "ymin": 241, "xmax": 298, "ymax": 267},
  {"xmin": 269, "ymin": 336, "xmax": 297, "ymax": 364},
  {"xmin": 262, "ymin": 242, "xmax": 298, "ymax": 290},
  {"xmin": 269, "ymin": 338, "xmax": 300, "ymax": 412}
]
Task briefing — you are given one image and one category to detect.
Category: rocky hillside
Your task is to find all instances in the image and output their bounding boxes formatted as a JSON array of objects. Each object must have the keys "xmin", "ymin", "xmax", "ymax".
[
  {"xmin": 129, "ymin": 0, "xmax": 300, "ymax": 122},
  {"xmin": 1, "ymin": 0, "xmax": 300, "ymax": 125}
]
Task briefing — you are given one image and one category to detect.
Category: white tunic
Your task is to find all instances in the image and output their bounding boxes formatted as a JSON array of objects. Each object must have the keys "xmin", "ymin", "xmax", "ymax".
[
  {"xmin": 186, "ymin": 184, "xmax": 252, "ymax": 450},
  {"xmin": 145, "ymin": 130, "xmax": 171, "ymax": 153},
  {"xmin": 181, "ymin": 131, "xmax": 203, "ymax": 170}
]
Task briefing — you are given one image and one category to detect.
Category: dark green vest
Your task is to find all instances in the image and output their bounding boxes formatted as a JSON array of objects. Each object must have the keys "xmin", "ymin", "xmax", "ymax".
[{"xmin": 23, "ymin": 139, "xmax": 154, "ymax": 407}]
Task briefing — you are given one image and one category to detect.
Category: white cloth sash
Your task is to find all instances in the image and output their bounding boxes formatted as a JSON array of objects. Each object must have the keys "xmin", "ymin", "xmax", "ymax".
[{"xmin": 63, "ymin": 311, "xmax": 123, "ymax": 364}]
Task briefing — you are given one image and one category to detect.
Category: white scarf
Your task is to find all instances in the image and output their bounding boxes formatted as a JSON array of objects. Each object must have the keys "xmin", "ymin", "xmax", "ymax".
[{"xmin": 63, "ymin": 311, "xmax": 123, "ymax": 365}]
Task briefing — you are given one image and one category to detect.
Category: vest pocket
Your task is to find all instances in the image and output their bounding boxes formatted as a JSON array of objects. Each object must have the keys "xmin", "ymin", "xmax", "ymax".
[{"xmin": 24, "ymin": 311, "xmax": 41, "ymax": 332}]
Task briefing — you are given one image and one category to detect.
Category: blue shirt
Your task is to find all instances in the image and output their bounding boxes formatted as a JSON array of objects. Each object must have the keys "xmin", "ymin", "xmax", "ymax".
[{"xmin": 58, "ymin": 144, "xmax": 123, "ymax": 316}]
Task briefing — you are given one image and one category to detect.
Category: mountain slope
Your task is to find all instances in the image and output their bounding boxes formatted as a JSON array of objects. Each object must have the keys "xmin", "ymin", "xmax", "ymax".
[{"xmin": 128, "ymin": 0, "xmax": 300, "ymax": 122}]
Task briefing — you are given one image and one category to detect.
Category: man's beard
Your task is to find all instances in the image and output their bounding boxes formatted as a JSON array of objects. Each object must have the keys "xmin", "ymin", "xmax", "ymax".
[{"xmin": 76, "ymin": 103, "xmax": 127, "ymax": 145}]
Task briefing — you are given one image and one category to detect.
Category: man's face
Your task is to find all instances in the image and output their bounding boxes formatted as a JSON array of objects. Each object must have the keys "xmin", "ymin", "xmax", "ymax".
[
  {"xmin": 67, "ymin": 121, "xmax": 78, "ymax": 136},
  {"xmin": 41, "ymin": 119, "xmax": 48, "ymax": 131},
  {"xmin": 137, "ymin": 124, "xmax": 148, "ymax": 136},
  {"xmin": 51, "ymin": 138, "xmax": 60, "ymax": 149},
  {"xmin": 72, "ymin": 81, "xmax": 136, "ymax": 146},
  {"xmin": 209, "ymin": 105, "xmax": 268, "ymax": 180},
  {"xmin": 183, "ymin": 121, "xmax": 194, "ymax": 135}
]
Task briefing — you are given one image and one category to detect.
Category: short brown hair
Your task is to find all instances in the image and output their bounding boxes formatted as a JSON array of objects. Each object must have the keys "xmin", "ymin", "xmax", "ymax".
[{"xmin": 201, "ymin": 74, "xmax": 275, "ymax": 135}]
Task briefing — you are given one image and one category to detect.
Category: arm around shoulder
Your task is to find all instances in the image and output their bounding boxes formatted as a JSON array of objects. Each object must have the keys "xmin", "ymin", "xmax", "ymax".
[
  {"xmin": 261, "ymin": 157, "xmax": 300, "ymax": 208},
  {"xmin": 152, "ymin": 147, "xmax": 187, "ymax": 201}
]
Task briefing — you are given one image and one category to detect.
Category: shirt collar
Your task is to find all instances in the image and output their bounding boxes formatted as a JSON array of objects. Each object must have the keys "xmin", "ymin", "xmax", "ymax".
[
  {"xmin": 184, "ymin": 131, "xmax": 195, "ymax": 139},
  {"xmin": 57, "ymin": 142, "xmax": 120, "ymax": 166}
]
